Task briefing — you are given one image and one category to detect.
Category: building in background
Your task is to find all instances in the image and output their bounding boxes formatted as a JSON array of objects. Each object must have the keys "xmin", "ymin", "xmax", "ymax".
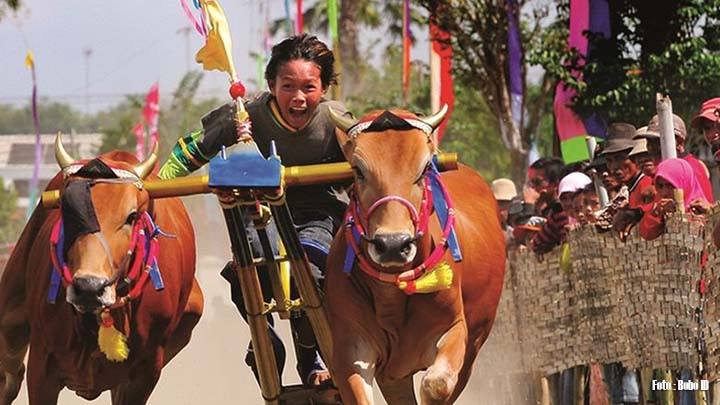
[{"xmin": 0, "ymin": 134, "xmax": 101, "ymax": 208}]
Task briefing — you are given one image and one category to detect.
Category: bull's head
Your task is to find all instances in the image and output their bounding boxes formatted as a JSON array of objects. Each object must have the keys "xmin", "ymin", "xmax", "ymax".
[
  {"xmin": 330, "ymin": 106, "xmax": 448, "ymax": 268},
  {"xmin": 55, "ymin": 133, "xmax": 157, "ymax": 313}
]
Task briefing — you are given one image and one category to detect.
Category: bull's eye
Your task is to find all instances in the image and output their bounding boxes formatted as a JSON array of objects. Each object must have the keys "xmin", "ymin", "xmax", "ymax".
[
  {"xmin": 415, "ymin": 162, "xmax": 431, "ymax": 185},
  {"xmin": 125, "ymin": 211, "xmax": 139, "ymax": 226},
  {"xmin": 352, "ymin": 166, "xmax": 365, "ymax": 182}
]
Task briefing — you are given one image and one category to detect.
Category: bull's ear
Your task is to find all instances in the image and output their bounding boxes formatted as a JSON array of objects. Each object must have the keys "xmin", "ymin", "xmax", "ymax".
[{"xmin": 335, "ymin": 127, "xmax": 354, "ymax": 161}]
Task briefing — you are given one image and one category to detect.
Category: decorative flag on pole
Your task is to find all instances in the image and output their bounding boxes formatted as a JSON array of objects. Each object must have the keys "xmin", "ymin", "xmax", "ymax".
[
  {"xmin": 25, "ymin": 50, "xmax": 41, "ymax": 219},
  {"xmin": 402, "ymin": 0, "xmax": 411, "ymax": 103},
  {"xmin": 142, "ymin": 82, "xmax": 160, "ymax": 149},
  {"xmin": 296, "ymin": 0, "xmax": 303, "ymax": 34},
  {"xmin": 195, "ymin": 0, "xmax": 249, "ymax": 123},
  {"xmin": 327, "ymin": 0, "xmax": 340, "ymax": 99},
  {"xmin": 284, "ymin": 0, "xmax": 293, "ymax": 36},
  {"xmin": 429, "ymin": 16, "xmax": 454, "ymax": 144},
  {"xmin": 553, "ymin": 0, "xmax": 609, "ymax": 163},
  {"xmin": 133, "ymin": 122, "xmax": 146, "ymax": 160},
  {"xmin": 327, "ymin": 0, "xmax": 338, "ymax": 43},
  {"xmin": 506, "ymin": 0, "xmax": 524, "ymax": 148}
]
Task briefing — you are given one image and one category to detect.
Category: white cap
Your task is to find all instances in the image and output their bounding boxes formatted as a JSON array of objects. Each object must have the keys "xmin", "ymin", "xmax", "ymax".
[
  {"xmin": 557, "ymin": 172, "xmax": 592, "ymax": 196},
  {"xmin": 491, "ymin": 178, "xmax": 517, "ymax": 201}
]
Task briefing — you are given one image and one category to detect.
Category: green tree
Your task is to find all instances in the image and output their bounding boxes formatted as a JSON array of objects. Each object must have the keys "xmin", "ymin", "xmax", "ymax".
[
  {"xmin": 531, "ymin": 1, "xmax": 720, "ymax": 126},
  {"xmin": 417, "ymin": 0, "xmax": 556, "ymax": 187},
  {"xmin": 0, "ymin": 0, "xmax": 19, "ymax": 20},
  {"xmin": 0, "ymin": 178, "xmax": 22, "ymax": 245},
  {"xmin": 97, "ymin": 71, "xmax": 220, "ymax": 160},
  {"xmin": 0, "ymin": 101, "xmax": 96, "ymax": 135}
]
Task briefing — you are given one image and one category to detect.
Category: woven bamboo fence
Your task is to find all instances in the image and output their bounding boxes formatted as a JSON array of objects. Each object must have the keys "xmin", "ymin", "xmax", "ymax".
[{"xmin": 478, "ymin": 210, "xmax": 720, "ymax": 380}]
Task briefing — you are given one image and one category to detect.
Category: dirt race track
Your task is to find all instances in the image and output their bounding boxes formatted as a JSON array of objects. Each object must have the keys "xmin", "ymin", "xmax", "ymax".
[{"xmin": 11, "ymin": 195, "xmax": 521, "ymax": 404}]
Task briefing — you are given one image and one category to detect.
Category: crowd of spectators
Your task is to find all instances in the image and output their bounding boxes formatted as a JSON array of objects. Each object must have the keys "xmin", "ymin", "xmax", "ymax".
[{"xmin": 491, "ymin": 98, "xmax": 720, "ymax": 404}]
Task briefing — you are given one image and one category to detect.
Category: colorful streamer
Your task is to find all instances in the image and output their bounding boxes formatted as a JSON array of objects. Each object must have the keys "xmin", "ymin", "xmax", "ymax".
[
  {"xmin": 402, "ymin": 0, "xmax": 411, "ymax": 103},
  {"xmin": 180, "ymin": 0, "xmax": 207, "ymax": 37},
  {"xmin": 327, "ymin": 0, "xmax": 338, "ymax": 43},
  {"xmin": 284, "ymin": 0, "xmax": 293, "ymax": 36},
  {"xmin": 143, "ymin": 82, "xmax": 160, "ymax": 149},
  {"xmin": 133, "ymin": 122, "xmax": 146, "ymax": 160},
  {"xmin": 553, "ymin": 0, "xmax": 609, "ymax": 163},
  {"xmin": 507, "ymin": 0, "xmax": 523, "ymax": 143},
  {"xmin": 25, "ymin": 50, "xmax": 41, "ymax": 218},
  {"xmin": 429, "ymin": 18, "xmax": 454, "ymax": 144},
  {"xmin": 296, "ymin": 0, "xmax": 303, "ymax": 34}
]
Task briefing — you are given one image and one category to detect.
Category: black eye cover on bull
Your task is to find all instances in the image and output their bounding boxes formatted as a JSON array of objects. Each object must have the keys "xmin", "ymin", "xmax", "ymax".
[{"xmin": 60, "ymin": 159, "xmax": 119, "ymax": 257}]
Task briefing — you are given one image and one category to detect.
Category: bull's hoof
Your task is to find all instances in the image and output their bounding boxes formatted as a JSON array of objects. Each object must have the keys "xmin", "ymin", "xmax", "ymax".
[
  {"xmin": 0, "ymin": 364, "xmax": 25, "ymax": 405},
  {"xmin": 76, "ymin": 390, "xmax": 102, "ymax": 400},
  {"xmin": 421, "ymin": 367, "xmax": 456, "ymax": 404}
]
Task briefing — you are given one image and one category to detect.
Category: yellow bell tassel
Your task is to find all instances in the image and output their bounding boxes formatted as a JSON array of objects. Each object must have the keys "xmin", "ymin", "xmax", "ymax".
[
  {"xmin": 98, "ymin": 311, "xmax": 129, "ymax": 362},
  {"xmin": 397, "ymin": 261, "xmax": 453, "ymax": 294},
  {"xmin": 559, "ymin": 242, "xmax": 572, "ymax": 273}
]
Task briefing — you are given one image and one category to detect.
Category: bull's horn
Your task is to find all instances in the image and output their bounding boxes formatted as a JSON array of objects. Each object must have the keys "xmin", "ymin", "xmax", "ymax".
[
  {"xmin": 55, "ymin": 131, "xmax": 77, "ymax": 170},
  {"xmin": 133, "ymin": 142, "xmax": 158, "ymax": 179},
  {"xmin": 422, "ymin": 104, "xmax": 449, "ymax": 130},
  {"xmin": 328, "ymin": 107, "xmax": 358, "ymax": 133}
]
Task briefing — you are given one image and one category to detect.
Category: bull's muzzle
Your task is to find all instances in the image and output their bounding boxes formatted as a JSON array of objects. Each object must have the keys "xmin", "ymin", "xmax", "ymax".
[
  {"xmin": 66, "ymin": 274, "xmax": 116, "ymax": 312},
  {"xmin": 367, "ymin": 232, "xmax": 417, "ymax": 267}
]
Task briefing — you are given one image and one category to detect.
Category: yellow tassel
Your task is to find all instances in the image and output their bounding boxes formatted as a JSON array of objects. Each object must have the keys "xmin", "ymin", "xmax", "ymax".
[
  {"xmin": 98, "ymin": 311, "xmax": 129, "ymax": 362},
  {"xmin": 560, "ymin": 242, "xmax": 572, "ymax": 273},
  {"xmin": 397, "ymin": 261, "xmax": 453, "ymax": 294}
]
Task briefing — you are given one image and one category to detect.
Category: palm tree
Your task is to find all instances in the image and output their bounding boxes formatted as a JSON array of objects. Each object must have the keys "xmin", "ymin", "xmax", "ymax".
[
  {"xmin": 0, "ymin": 0, "xmax": 20, "ymax": 20},
  {"xmin": 268, "ymin": 0, "xmax": 423, "ymax": 99}
]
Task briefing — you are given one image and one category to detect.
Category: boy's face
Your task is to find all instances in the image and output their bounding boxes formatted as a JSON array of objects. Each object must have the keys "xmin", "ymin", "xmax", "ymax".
[{"xmin": 269, "ymin": 59, "xmax": 326, "ymax": 130}]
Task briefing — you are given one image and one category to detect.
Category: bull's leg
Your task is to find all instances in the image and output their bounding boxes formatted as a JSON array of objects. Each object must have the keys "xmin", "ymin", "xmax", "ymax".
[
  {"xmin": 25, "ymin": 346, "xmax": 62, "ymax": 405},
  {"xmin": 0, "ymin": 318, "xmax": 28, "ymax": 405},
  {"xmin": 163, "ymin": 278, "xmax": 204, "ymax": 366},
  {"xmin": 0, "ymin": 291, "xmax": 30, "ymax": 403},
  {"xmin": 110, "ymin": 359, "xmax": 161, "ymax": 405},
  {"xmin": 333, "ymin": 335, "xmax": 377, "ymax": 405},
  {"xmin": 378, "ymin": 375, "xmax": 417, "ymax": 405},
  {"xmin": 419, "ymin": 321, "xmax": 467, "ymax": 405}
]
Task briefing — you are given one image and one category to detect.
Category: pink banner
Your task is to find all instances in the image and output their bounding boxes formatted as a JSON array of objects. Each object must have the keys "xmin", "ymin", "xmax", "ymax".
[
  {"xmin": 555, "ymin": 0, "xmax": 589, "ymax": 142},
  {"xmin": 143, "ymin": 82, "xmax": 160, "ymax": 148},
  {"xmin": 133, "ymin": 122, "xmax": 146, "ymax": 160}
]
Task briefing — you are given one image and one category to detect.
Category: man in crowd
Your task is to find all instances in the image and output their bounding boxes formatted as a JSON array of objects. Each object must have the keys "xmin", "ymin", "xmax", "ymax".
[
  {"xmin": 527, "ymin": 157, "xmax": 565, "ymax": 216},
  {"xmin": 492, "ymin": 178, "xmax": 518, "ymax": 245},
  {"xmin": 692, "ymin": 97, "xmax": 720, "ymax": 164},
  {"xmin": 631, "ymin": 126, "xmax": 661, "ymax": 177},
  {"xmin": 648, "ymin": 113, "xmax": 713, "ymax": 203}
]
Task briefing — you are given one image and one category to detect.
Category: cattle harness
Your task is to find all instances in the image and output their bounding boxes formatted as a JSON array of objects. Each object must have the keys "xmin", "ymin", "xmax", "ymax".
[
  {"xmin": 47, "ymin": 164, "xmax": 170, "ymax": 362},
  {"xmin": 343, "ymin": 158, "xmax": 463, "ymax": 294}
]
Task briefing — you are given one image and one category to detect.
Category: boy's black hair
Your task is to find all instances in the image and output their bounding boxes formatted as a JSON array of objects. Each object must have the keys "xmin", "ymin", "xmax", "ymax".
[{"xmin": 265, "ymin": 34, "xmax": 338, "ymax": 88}]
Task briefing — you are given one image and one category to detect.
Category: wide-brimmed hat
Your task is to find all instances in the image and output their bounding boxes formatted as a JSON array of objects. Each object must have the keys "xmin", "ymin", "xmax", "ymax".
[
  {"xmin": 691, "ymin": 97, "xmax": 720, "ymax": 128},
  {"xmin": 601, "ymin": 123, "xmax": 636, "ymax": 155},
  {"xmin": 629, "ymin": 138, "xmax": 648, "ymax": 157},
  {"xmin": 491, "ymin": 178, "xmax": 517, "ymax": 201},
  {"xmin": 633, "ymin": 125, "xmax": 660, "ymax": 140},
  {"xmin": 647, "ymin": 113, "xmax": 687, "ymax": 139}
]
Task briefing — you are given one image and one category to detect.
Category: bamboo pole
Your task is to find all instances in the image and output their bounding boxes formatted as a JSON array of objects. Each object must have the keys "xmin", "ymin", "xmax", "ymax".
[{"xmin": 656, "ymin": 93, "xmax": 677, "ymax": 160}]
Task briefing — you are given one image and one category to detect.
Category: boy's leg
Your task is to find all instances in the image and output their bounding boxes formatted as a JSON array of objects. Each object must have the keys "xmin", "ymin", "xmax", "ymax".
[{"xmin": 292, "ymin": 218, "xmax": 335, "ymax": 387}]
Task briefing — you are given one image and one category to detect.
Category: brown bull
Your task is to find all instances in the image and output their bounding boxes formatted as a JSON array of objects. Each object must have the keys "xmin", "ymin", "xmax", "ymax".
[
  {"xmin": 0, "ymin": 139, "xmax": 203, "ymax": 404},
  {"xmin": 325, "ymin": 108, "xmax": 506, "ymax": 404}
]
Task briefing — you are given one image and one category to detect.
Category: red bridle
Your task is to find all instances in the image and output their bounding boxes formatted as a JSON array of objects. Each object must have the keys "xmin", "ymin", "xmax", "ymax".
[
  {"xmin": 344, "ymin": 170, "xmax": 456, "ymax": 289},
  {"xmin": 48, "ymin": 211, "xmax": 162, "ymax": 308}
]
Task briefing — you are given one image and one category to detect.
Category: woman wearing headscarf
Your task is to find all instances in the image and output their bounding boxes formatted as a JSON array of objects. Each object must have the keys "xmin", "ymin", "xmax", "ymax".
[{"xmin": 639, "ymin": 158, "xmax": 710, "ymax": 240}]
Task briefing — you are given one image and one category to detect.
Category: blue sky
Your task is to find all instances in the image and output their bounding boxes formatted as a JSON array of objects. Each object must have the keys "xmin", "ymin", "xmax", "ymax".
[
  {"xmin": 1, "ymin": 0, "xmax": 430, "ymax": 114},
  {"xmin": 0, "ymin": 0, "xmax": 316, "ymax": 113}
]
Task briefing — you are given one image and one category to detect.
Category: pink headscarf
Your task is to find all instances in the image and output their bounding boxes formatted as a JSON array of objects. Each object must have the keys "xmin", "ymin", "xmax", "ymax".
[{"xmin": 655, "ymin": 158, "xmax": 707, "ymax": 209}]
